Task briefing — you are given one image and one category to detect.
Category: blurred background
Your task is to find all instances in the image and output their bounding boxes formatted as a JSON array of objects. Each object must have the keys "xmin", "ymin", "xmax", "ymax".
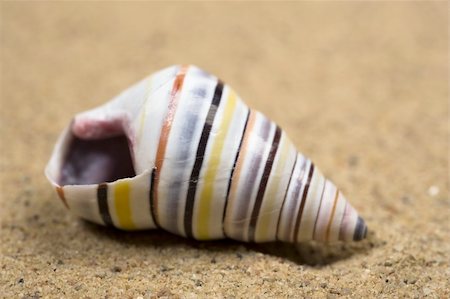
[{"xmin": 1, "ymin": 2, "xmax": 448, "ymax": 298}]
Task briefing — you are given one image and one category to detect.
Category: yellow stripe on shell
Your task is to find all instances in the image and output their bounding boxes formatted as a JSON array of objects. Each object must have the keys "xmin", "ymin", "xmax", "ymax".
[
  {"xmin": 114, "ymin": 180, "xmax": 135, "ymax": 230},
  {"xmin": 196, "ymin": 90, "xmax": 238, "ymax": 239}
]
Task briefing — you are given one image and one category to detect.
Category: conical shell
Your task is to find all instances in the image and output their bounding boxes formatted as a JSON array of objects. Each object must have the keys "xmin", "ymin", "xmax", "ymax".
[{"xmin": 46, "ymin": 65, "xmax": 367, "ymax": 243}]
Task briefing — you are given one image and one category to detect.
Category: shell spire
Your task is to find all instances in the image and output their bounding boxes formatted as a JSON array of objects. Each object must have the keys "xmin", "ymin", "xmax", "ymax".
[{"xmin": 45, "ymin": 65, "xmax": 367, "ymax": 243}]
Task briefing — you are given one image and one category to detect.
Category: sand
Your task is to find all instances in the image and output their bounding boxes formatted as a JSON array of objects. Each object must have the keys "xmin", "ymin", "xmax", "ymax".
[{"xmin": 1, "ymin": 2, "xmax": 448, "ymax": 298}]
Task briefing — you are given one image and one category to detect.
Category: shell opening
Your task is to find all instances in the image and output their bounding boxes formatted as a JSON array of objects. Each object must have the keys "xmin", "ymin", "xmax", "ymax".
[
  {"xmin": 57, "ymin": 131, "xmax": 136, "ymax": 186},
  {"xmin": 47, "ymin": 115, "xmax": 137, "ymax": 186}
]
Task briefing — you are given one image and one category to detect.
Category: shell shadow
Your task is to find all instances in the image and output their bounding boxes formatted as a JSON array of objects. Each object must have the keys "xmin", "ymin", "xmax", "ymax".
[
  {"xmin": 81, "ymin": 221, "xmax": 380, "ymax": 266},
  {"xmin": 249, "ymin": 232, "xmax": 381, "ymax": 266}
]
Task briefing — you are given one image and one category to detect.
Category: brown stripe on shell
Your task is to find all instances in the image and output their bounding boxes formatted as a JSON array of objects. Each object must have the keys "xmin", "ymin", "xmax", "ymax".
[
  {"xmin": 222, "ymin": 109, "xmax": 251, "ymax": 237},
  {"xmin": 151, "ymin": 66, "xmax": 188, "ymax": 226},
  {"xmin": 231, "ymin": 116, "xmax": 272, "ymax": 241},
  {"xmin": 293, "ymin": 163, "xmax": 315, "ymax": 243},
  {"xmin": 184, "ymin": 81, "xmax": 224, "ymax": 238},
  {"xmin": 325, "ymin": 189, "xmax": 339, "ymax": 241},
  {"xmin": 248, "ymin": 126, "xmax": 282, "ymax": 241},
  {"xmin": 56, "ymin": 186, "xmax": 69, "ymax": 209},
  {"xmin": 279, "ymin": 159, "xmax": 308, "ymax": 242},
  {"xmin": 275, "ymin": 154, "xmax": 298, "ymax": 241},
  {"xmin": 97, "ymin": 183, "xmax": 114, "ymax": 227},
  {"xmin": 311, "ymin": 180, "xmax": 327, "ymax": 241}
]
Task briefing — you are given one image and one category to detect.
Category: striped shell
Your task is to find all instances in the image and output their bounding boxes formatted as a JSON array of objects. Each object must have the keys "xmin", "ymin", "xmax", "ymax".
[{"xmin": 46, "ymin": 65, "xmax": 367, "ymax": 243}]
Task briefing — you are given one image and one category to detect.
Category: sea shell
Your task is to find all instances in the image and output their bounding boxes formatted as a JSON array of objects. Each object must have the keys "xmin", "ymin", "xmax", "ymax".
[{"xmin": 46, "ymin": 65, "xmax": 367, "ymax": 243}]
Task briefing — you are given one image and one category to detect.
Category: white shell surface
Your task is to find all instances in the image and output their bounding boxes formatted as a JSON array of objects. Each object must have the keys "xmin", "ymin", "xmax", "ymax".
[{"xmin": 46, "ymin": 65, "xmax": 367, "ymax": 242}]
